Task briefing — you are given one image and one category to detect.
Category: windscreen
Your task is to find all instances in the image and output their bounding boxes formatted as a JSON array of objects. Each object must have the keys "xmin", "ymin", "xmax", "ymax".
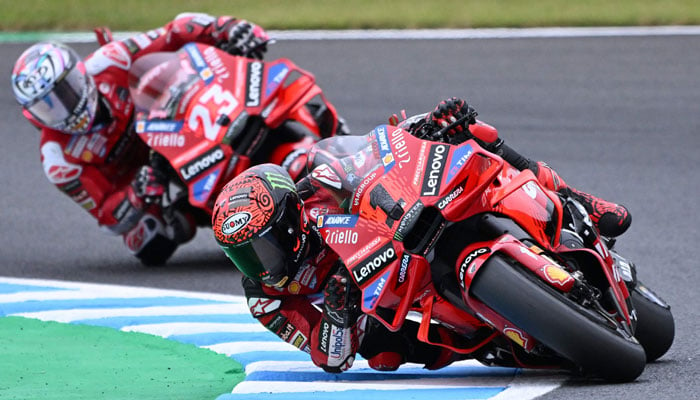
[{"xmin": 128, "ymin": 51, "xmax": 201, "ymax": 117}]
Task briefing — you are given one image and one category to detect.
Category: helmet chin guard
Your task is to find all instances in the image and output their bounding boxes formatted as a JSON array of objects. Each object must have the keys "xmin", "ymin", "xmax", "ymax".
[{"xmin": 213, "ymin": 163, "xmax": 309, "ymax": 287}]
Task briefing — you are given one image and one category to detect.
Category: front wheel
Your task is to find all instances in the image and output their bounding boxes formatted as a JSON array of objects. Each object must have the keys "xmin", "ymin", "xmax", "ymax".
[
  {"xmin": 470, "ymin": 255, "xmax": 646, "ymax": 382},
  {"xmin": 631, "ymin": 283, "xmax": 675, "ymax": 362}
]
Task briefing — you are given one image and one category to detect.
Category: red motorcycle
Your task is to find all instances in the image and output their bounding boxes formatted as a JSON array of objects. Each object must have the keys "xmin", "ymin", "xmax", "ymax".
[
  {"xmin": 127, "ymin": 42, "xmax": 343, "ymax": 224},
  {"xmin": 315, "ymin": 121, "xmax": 674, "ymax": 382}
]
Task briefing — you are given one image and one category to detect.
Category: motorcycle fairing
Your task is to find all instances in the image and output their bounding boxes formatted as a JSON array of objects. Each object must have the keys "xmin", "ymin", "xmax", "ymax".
[
  {"xmin": 130, "ymin": 43, "xmax": 337, "ymax": 213},
  {"xmin": 319, "ymin": 125, "xmax": 634, "ymax": 349}
]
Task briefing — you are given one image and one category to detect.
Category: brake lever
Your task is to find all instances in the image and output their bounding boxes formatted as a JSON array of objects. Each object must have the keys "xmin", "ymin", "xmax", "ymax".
[{"xmin": 434, "ymin": 111, "xmax": 477, "ymax": 143}]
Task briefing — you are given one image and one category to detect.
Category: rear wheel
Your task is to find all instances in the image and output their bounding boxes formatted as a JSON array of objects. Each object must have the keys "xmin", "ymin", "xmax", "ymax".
[
  {"xmin": 470, "ymin": 255, "xmax": 646, "ymax": 382},
  {"xmin": 631, "ymin": 283, "xmax": 675, "ymax": 362}
]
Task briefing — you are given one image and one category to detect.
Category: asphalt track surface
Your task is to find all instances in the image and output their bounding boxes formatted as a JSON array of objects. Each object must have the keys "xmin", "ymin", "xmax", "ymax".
[{"xmin": 1, "ymin": 34, "xmax": 698, "ymax": 399}]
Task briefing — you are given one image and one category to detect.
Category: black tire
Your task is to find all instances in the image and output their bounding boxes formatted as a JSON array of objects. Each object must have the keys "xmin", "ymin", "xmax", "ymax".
[
  {"xmin": 470, "ymin": 255, "xmax": 646, "ymax": 382},
  {"xmin": 631, "ymin": 285, "xmax": 675, "ymax": 362}
]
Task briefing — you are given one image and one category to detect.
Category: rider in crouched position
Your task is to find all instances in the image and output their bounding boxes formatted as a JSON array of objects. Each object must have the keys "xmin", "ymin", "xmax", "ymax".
[
  {"xmin": 211, "ymin": 98, "xmax": 631, "ymax": 372},
  {"xmin": 12, "ymin": 13, "xmax": 270, "ymax": 265}
]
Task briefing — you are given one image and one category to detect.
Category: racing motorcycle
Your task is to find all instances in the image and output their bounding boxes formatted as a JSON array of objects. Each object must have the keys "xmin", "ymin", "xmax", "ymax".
[
  {"xmin": 313, "ymin": 120, "xmax": 674, "ymax": 382},
  {"xmin": 127, "ymin": 41, "xmax": 344, "ymax": 226}
]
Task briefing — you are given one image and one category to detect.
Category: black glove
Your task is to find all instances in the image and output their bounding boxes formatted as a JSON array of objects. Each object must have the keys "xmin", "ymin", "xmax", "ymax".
[
  {"xmin": 426, "ymin": 97, "xmax": 478, "ymax": 143},
  {"xmin": 221, "ymin": 20, "xmax": 269, "ymax": 59},
  {"xmin": 323, "ymin": 267, "xmax": 361, "ymax": 328},
  {"xmin": 130, "ymin": 165, "xmax": 166, "ymax": 205}
]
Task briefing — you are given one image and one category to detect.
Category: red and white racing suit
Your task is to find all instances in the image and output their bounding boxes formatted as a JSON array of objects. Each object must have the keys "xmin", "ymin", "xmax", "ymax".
[
  {"xmin": 242, "ymin": 141, "xmax": 468, "ymax": 373},
  {"xmin": 26, "ymin": 13, "xmax": 268, "ymax": 261}
]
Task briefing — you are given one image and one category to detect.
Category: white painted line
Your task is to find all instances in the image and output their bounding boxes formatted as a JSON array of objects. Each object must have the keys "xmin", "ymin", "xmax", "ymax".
[
  {"xmin": 205, "ymin": 341, "xmax": 300, "ymax": 355},
  {"xmin": 269, "ymin": 26, "xmax": 700, "ymax": 40},
  {"xmin": 232, "ymin": 379, "xmax": 500, "ymax": 393},
  {"xmin": 0, "ymin": 276, "xmax": 246, "ymax": 303},
  {"xmin": 15, "ymin": 303, "xmax": 250, "ymax": 322},
  {"xmin": 0, "ymin": 277, "xmax": 565, "ymax": 399},
  {"xmin": 122, "ymin": 322, "xmax": 265, "ymax": 336},
  {"xmin": 490, "ymin": 380, "xmax": 563, "ymax": 400},
  {"xmin": 4, "ymin": 26, "xmax": 700, "ymax": 44}
]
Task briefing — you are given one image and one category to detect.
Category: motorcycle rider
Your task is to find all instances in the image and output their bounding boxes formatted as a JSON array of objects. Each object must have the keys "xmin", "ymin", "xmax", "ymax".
[
  {"xmin": 212, "ymin": 163, "xmax": 470, "ymax": 373},
  {"xmin": 211, "ymin": 98, "xmax": 631, "ymax": 373},
  {"xmin": 11, "ymin": 13, "xmax": 270, "ymax": 265}
]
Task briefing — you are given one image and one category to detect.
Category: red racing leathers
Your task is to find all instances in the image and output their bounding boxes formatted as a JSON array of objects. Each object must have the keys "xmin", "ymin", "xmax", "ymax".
[
  {"xmin": 28, "ymin": 13, "xmax": 268, "ymax": 263},
  {"xmin": 241, "ymin": 136, "xmax": 468, "ymax": 373}
]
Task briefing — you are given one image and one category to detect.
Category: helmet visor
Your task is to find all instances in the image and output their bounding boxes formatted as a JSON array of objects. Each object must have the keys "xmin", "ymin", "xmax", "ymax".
[
  {"xmin": 222, "ymin": 224, "xmax": 294, "ymax": 287},
  {"xmin": 25, "ymin": 66, "xmax": 92, "ymax": 131}
]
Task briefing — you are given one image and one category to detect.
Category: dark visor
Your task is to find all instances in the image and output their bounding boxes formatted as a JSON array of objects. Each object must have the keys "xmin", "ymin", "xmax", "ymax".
[
  {"xmin": 25, "ymin": 66, "xmax": 86, "ymax": 127},
  {"xmin": 221, "ymin": 225, "xmax": 293, "ymax": 287}
]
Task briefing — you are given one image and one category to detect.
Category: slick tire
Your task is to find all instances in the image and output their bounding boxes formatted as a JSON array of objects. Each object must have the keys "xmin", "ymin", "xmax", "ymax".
[
  {"xmin": 470, "ymin": 255, "xmax": 646, "ymax": 382},
  {"xmin": 631, "ymin": 285, "xmax": 675, "ymax": 362}
]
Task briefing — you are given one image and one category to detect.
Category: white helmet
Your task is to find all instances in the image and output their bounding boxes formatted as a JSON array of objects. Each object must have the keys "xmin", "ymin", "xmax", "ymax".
[{"xmin": 11, "ymin": 42, "xmax": 98, "ymax": 135}]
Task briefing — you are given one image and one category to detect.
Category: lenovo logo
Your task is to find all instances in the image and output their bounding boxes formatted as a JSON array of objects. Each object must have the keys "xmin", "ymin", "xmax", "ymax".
[
  {"xmin": 351, "ymin": 243, "xmax": 397, "ymax": 285},
  {"xmin": 421, "ymin": 144, "xmax": 447, "ymax": 196},
  {"xmin": 180, "ymin": 146, "xmax": 225, "ymax": 182},
  {"xmin": 246, "ymin": 61, "xmax": 263, "ymax": 107}
]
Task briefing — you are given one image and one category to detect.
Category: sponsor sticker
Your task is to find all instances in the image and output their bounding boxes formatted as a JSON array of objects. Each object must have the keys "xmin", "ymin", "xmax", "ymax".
[
  {"xmin": 362, "ymin": 270, "xmax": 391, "ymax": 309},
  {"xmin": 221, "ymin": 211, "xmax": 252, "ymax": 235},
  {"xmin": 179, "ymin": 146, "xmax": 225, "ymax": 182},
  {"xmin": 192, "ymin": 170, "xmax": 220, "ymax": 202},
  {"xmin": 504, "ymin": 327, "xmax": 529, "ymax": 348},
  {"xmin": 389, "ymin": 127, "xmax": 411, "ymax": 169},
  {"xmin": 324, "ymin": 229, "xmax": 359, "ymax": 245},
  {"xmin": 541, "ymin": 264, "xmax": 574, "ymax": 287},
  {"xmin": 373, "ymin": 125, "xmax": 395, "ymax": 171},
  {"xmin": 446, "ymin": 143, "xmax": 473, "ymax": 183},
  {"xmin": 394, "ymin": 201, "xmax": 423, "ymax": 241},
  {"xmin": 136, "ymin": 120, "xmax": 184, "ymax": 134},
  {"xmin": 317, "ymin": 214, "xmax": 358, "ymax": 228},
  {"xmin": 291, "ymin": 332, "xmax": 308, "ymax": 349},
  {"xmin": 311, "ymin": 164, "xmax": 342, "ymax": 190},
  {"xmin": 266, "ymin": 63, "xmax": 289, "ymax": 96},
  {"xmin": 397, "ymin": 253, "xmax": 410, "ymax": 286},
  {"xmin": 351, "ymin": 242, "xmax": 397, "ymax": 285},
  {"xmin": 145, "ymin": 132, "xmax": 186, "ymax": 147},
  {"xmin": 458, "ymin": 247, "xmax": 491, "ymax": 289},
  {"xmin": 248, "ymin": 297, "xmax": 282, "ymax": 317},
  {"xmin": 245, "ymin": 61, "xmax": 263, "ymax": 107},
  {"xmin": 437, "ymin": 180, "xmax": 466, "ymax": 210},
  {"xmin": 184, "ymin": 43, "xmax": 213, "ymax": 84},
  {"xmin": 421, "ymin": 144, "xmax": 448, "ymax": 196}
]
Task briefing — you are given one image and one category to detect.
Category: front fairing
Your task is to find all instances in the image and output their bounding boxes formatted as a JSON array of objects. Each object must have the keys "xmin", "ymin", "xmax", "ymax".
[{"xmin": 316, "ymin": 126, "xmax": 507, "ymax": 329}]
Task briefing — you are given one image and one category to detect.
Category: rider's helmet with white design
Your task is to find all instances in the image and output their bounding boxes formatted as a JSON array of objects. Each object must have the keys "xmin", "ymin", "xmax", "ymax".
[
  {"xmin": 11, "ymin": 42, "xmax": 98, "ymax": 135},
  {"xmin": 212, "ymin": 164, "xmax": 311, "ymax": 287}
]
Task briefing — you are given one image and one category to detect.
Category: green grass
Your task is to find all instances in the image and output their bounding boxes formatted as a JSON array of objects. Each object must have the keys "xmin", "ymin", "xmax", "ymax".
[
  {"xmin": 2, "ymin": 0, "xmax": 700, "ymax": 31},
  {"xmin": 0, "ymin": 316, "xmax": 244, "ymax": 400}
]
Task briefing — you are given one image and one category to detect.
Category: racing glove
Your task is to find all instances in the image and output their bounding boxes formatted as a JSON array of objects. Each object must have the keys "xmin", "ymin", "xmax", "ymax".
[
  {"xmin": 424, "ymin": 97, "xmax": 478, "ymax": 144},
  {"xmin": 220, "ymin": 20, "xmax": 270, "ymax": 59},
  {"xmin": 130, "ymin": 165, "xmax": 167, "ymax": 206},
  {"xmin": 311, "ymin": 267, "xmax": 365, "ymax": 373}
]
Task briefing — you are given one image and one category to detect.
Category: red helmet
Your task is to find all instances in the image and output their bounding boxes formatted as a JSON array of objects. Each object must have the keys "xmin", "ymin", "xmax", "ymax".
[{"xmin": 212, "ymin": 164, "xmax": 310, "ymax": 287}]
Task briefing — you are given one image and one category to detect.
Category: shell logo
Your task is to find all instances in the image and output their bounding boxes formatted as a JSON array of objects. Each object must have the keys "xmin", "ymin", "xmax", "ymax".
[
  {"xmin": 504, "ymin": 327, "xmax": 528, "ymax": 348},
  {"xmin": 542, "ymin": 264, "xmax": 574, "ymax": 287}
]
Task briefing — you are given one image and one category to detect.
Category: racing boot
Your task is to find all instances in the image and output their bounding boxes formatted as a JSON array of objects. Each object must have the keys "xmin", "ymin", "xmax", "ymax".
[{"xmin": 532, "ymin": 161, "xmax": 632, "ymax": 237}]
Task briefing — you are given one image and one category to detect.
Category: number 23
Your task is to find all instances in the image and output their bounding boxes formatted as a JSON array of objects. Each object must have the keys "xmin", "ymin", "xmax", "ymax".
[{"xmin": 188, "ymin": 84, "xmax": 238, "ymax": 141}]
